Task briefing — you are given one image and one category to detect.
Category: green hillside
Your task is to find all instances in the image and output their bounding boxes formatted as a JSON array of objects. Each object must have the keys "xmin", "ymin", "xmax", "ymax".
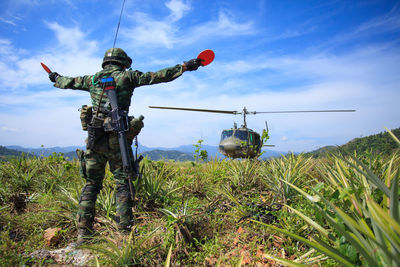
[
  {"xmin": 141, "ymin": 149, "xmax": 194, "ymax": 161},
  {"xmin": 61, "ymin": 149, "xmax": 195, "ymax": 161},
  {"xmin": 3, "ymin": 128, "xmax": 399, "ymax": 161},
  {"xmin": 0, "ymin": 146, "xmax": 23, "ymax": 160},
  {"xmin": 309, "ymin": 128, "xmax": 400, "ymax": 157}
]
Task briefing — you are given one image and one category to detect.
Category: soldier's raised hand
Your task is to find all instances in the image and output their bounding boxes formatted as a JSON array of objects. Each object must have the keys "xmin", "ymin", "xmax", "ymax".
[
  {"xmin": 49, "ymin": 72, "xmax": 61, "ymax": 83},
  {"xmin": 183, "ymin": 58, "xmax": 203, "ymax": 71}
]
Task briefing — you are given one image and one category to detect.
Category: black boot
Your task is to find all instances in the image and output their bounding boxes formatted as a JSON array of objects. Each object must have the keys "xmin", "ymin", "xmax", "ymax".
[{"xmin": 75, "ymin": 227, "xmax": 94, "ymax": 246}]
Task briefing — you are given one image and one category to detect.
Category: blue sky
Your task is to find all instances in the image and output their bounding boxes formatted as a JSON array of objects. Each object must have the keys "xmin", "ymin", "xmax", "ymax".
[{"xmin": 0, "ymin": 0, "xmax": 399, "ymax": 152}]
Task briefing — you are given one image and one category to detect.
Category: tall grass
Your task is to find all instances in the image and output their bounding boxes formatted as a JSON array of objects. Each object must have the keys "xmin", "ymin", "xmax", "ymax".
[
  {"xmin": 136, "ymin": 159, "xmax": 180, "ymax": 209},
  {"xmin": 226, "ymin": 159, "xmax": 261, "ymax": 191},
  {"xmin": 257, "ymin": 130, "xmax": 400, "ymax": 266},
  {"xmin": 1, "ymin": 134, "xmax": 399, "ymax": 266},
  {"xmin": 260, "ymin": 153, "xmax": 314, "ymax": 203},
  {"xmin": 88, "ymin": 226, "xmax": 161, "ymax": 266}
]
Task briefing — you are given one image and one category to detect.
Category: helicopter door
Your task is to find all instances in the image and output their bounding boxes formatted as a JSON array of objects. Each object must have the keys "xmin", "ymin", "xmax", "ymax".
[{"xmin": 252, "ymin": 132, "xmax": 261, "ymax": 151}]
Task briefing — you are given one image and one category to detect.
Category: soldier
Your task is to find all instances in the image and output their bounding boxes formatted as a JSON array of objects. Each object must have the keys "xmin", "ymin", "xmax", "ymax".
[{"xmin": 48, "ymin": 48, "xmax": 202, "ymax": 244}]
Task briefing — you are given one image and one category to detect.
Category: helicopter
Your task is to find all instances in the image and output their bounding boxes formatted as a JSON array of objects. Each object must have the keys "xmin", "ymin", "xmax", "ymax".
[{"xmin": 148, "ymin": 106, "xmax": 356, "ymax": 159}]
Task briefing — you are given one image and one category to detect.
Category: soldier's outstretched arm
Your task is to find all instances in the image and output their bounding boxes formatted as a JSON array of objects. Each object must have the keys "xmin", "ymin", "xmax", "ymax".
[
  {"xmin": 134, "ymin": 64, "xmax": 184, "ymax": 87},
  {"xmin": 53, "ymin": 75, "xmax": 91, "ymax": 92},
  {"xmin": 133, "ymin": 58, "xmax": 201, "ymax": 87},
  {"xmin": 182, "ymin": 58, "xmax": 202, "ymax": 71}
]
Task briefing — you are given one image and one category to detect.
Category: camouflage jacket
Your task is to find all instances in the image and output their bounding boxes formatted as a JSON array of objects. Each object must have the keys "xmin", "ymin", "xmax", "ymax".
[{"xmin": 54, "ymin": 64, "xmax": 183, "ymax": 109}]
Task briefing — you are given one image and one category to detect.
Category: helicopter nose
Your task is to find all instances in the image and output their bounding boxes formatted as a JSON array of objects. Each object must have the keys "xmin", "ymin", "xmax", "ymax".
[{"xmin": 222, "ymin": 144, "xmax": 240, "ymax": 152}]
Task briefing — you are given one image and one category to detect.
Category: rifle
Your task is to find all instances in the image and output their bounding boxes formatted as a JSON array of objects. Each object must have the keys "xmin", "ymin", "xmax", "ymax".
[{"xmin": 100, "ymin": 77, "xmax": 142, "ymax": 202}]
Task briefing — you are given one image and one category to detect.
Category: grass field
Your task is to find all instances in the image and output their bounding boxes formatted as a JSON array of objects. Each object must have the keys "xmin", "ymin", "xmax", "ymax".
[{"xmin": 0, "ymin": 141, "xmax": 399, "ymax": 266}]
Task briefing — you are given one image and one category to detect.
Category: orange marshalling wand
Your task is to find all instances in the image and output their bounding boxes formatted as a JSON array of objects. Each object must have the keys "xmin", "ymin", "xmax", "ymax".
[{"xmin": 40, "ymin": 62, "xmax": 52, "ymax": 73}]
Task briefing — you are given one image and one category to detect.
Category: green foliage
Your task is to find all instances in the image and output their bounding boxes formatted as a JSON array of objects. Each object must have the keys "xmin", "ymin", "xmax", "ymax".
[
  {"xmin": 97, "ymin": 174, "xmax": 116, "ymax": 220},
  {"xmin": 260, "ymin": 153, "xmax": 313, "ymax": 203},
  {"xmin": 261, "ymin": 128, "xmax": 270, "ymax": 145},
  {"xmin": 226, "ymin": 159, "xmax": 261, "ymax": 191},
  {"xmin": 88, "ymin": 226, "xmax": 161, "ymax": 266},
  {"xmin": 160, "ymin": 201, "xmax": 195, "ymax": 244},
  {"xmin": 309, "ymin": 127, "xmax": 400, "ymax": 157},
  {"xmin": 0, "ymin": 223, "xmax": 26, "ymax": 266},
  {"xmin": 0, "ymin": 146, "xmax": 23, "ymax": 158},
  {"xmin": 343, "ymin": 127, "xmax": 400, "ymax": 155},
  {"xmin": 193, "ymin": 139, "xmax": 208, "ymax": 163},
  {"xmin": 257, "ymin": 129, "xmax": 400, "ymax": 266},
  {"xmin": 1, "ymin": 134, "xmax": 399, "ymax": 266},
  {"xmin": 136, "ymin": 159, "xmax": 180, "ymax": 209}
]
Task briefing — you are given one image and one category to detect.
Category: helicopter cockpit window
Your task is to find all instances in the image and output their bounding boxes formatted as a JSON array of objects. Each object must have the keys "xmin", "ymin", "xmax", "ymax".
[
  {"xmin": 234, "ymin": 130, "xmax": 248, "ymax": 141},
  {"xmin": 220, "ymin": 130, "xmax": 233, "ymax": 141}
]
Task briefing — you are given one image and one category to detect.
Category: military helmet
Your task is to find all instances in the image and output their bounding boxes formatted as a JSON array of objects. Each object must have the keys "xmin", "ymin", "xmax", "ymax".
[{"xmin": 102, "ymin": 48, "xmax": 132, "ymax": 68}]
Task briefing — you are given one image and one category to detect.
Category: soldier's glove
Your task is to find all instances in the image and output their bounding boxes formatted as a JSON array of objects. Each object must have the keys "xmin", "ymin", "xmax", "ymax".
[
  {"xmin": 184, "ymin": 58, "xmax": 203, "ymax": 71},
  {"xmin": 49, "ymin": 72, "xmax": 61, "ymax": 83}
]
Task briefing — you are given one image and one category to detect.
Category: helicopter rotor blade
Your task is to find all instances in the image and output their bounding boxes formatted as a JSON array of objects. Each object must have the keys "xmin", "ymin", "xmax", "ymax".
[
  {"xmin": 148, "ymin": 106, "xmax": 240, "ymax": 115},
  {"xmin": 254, "ymin": 109, "xmax": 356, "ymax": 114},
  {"xmin": 149, "ymin": 106, "xmax": 356, "ymax": 115}
]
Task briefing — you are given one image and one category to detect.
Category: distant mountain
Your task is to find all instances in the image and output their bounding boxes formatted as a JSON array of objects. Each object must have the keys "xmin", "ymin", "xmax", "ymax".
[
  {"xmin": 64, "ymin": 150, "xmax": 80, "ymax": 159},
  {"xmin": 6, "ymin": 145, "xmax": 85, "ymax": 157},
  {"xmin": 141, "ymin": 149, "xmax": 194, "ymax": 161},
  {"xmin": 139, "ymin": 144, "xmax": 283, "ymax": 159},
  {"xmin": 341, "ymin": 128, "xmax": 400, "ymax": 155},
  {"xmin": 0, "ymin": 145, "xmax": 23, "ymax": 160},
  {"xmin": 4, "ymin": 142, "xmax": 284, "ymax": 161},
  {"xmin": 306, "ymin": 146, "xmax": 338, "ymax": 158},
  {"xmin": 308, "ymin": 128, "xmax": 400, "ymax": 157},
  {"xmin": 4, "ymin": 127, "xmax": 399, "ymax": 161},
  {"xmin": 142, "ymin": 144, "xmax": 223, "ymax": 158}
]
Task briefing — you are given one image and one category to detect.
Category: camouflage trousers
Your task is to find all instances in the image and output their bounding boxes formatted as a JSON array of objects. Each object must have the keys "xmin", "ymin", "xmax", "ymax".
[{"xmin": 77, "ymin": 134, "xmax": 134, "ymax": 233}]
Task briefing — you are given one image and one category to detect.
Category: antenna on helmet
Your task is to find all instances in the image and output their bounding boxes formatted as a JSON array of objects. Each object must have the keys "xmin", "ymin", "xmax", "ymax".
[{"xmin": 112, "ymin": 0, "xmax": 126, "ymax": 49}]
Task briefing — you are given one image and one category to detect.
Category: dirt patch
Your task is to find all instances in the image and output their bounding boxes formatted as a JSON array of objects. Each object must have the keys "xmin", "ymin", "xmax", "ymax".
[{"xmin": 29, "ymin": 244, "xmax": 94, "ymax": 266}]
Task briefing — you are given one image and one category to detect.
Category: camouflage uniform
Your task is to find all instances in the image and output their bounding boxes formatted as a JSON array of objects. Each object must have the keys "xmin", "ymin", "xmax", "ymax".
[{"xmin": 53, "ymin": 48, "xmax": 184, "ymax": 238}]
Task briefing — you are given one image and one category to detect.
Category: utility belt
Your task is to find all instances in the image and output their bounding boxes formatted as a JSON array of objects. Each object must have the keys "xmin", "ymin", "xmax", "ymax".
[{"xmin": 79, "ymin": 105, "xmax": 144, "ymax": 150}]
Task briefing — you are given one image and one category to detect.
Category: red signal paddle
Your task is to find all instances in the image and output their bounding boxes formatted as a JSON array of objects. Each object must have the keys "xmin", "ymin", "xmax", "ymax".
[
  {"xmin": 197, "ymin": 49, "xmax": 215, "ymax": 66},
  {"xmin": 40, "ymin": 62, "xmax": 52, "ymax": 73}
]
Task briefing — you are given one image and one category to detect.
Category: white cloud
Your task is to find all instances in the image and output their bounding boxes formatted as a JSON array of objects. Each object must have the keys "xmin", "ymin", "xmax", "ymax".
[
  {"xmin": 46, "ymin": 22, "xmax": 86, "ymax": 51},
  {"xmin": 0, "ymin": 2, "xmax": 398, "ymax": 152},
  {"xmin": 0, "ymin": 21, "xmax": 101, "ymax": 147},
  {"xmin": 0, "ymin": 17, "xmax": 17, "ymax": 26},
  {"xmin": 166, "ymin": 0, "xmax": 191, "ymax": 22},
  {"xmin": 123, "ymin": 4, "xmax": 255, "ymax": 49},
  {"xmin": 1, "ymin": 126, "xmax": 19, "ymax": 133},
  {"xmin": 0, "ymin": 105, "xmax": 86, "ymax": 147},
  {"xmin": 2, "ymin": 29, "xmax": 397, "ymax": 151},
  {"xmin": 272, "ymin": 25, "xmax": 317, "ymax": 41},
  {"xmin": 210, "ymin": 43, "xmax": 400, "ymax": 92},
  {"xmin": 354, "ymin": 4, "xmax": 400, "ymax": 35},
  {"xmin": 198, "ymin": 11, "xmax": 255, "ymax": 36},
  {"xmin": 133, "ymin": 43, "xmax": 400, "ymax": 151},
  {"xmin": 124, "ymin": 12, "xmax": 178, "ymax": 49},
  {"xmin": 315, "ymin": 4, "xmax": 400, "ymax": 51},
  {"xmin": 0, "ymin": 23, "xmax": 101, "ymax": 91}
]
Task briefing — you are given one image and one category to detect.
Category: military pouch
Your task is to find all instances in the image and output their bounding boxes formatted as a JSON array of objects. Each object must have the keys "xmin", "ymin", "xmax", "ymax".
[
  {"xmin": 76, "ymin": 149, "xmax": 87, "ymax": 179},
  {"xmin": 103, "ymin": 117, "xmax": 114, "ymax": 132},
  {"xmin": 126, "ymin": 115, "xmax": 144, "ymax": 140},
  {"xmin": 79, "ymin": 105, "xmax": 93, "ymax": 131},
  {"xmin": 87, "ymin": 125, "xmax": 107, "ymax": 150},
  {"xmin": 87, "ymin": 116, "xmax": 108, "ymax": 151}
]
